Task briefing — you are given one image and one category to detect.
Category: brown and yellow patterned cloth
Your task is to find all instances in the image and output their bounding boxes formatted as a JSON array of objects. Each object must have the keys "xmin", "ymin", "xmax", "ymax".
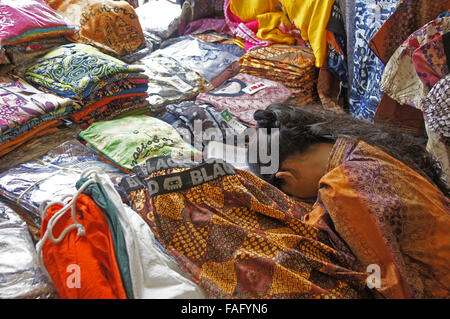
[
  {"xmin": 120, "ymin": 156, "xmax": 373, "ymax": 299},
  {"xmin": 239, "ymin": 44, "xmax": 319, "ymax": 106},
  {"xmin": 45, "ymin": 0, "xmax": 146, "ymax": 57}
]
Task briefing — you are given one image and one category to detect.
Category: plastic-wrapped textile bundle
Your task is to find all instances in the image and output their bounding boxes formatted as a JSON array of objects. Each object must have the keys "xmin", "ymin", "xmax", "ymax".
[
  {"xmin": 0, "ymin": 200, "xmax": 58, "ymax": 299},
  {"xmin": 0, "ymin": 139, "xmax": 128, "ymax": 226}
]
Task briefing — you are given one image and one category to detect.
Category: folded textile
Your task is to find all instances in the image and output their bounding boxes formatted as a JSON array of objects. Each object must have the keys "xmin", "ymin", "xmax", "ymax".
[
  {"xmin": 161, "ymin": 100, "xmax": 248, "ymax": 151},
  {"xmin": 196, "ymin": 72, "xmax": 291, "ymax": 126},
  {"xmin": 77, "ymin": 178, "xmax": 134, "ymax": 299},
  {"xmin": 79, "ymin": 115, "xmax": 201, "ymax": 170},
  {"xmin": 136, "ymin": 0, "xmax": 193, "ymax": 40},
  {"xmin": 0, "ymin": 0, "xmax": 77, "ymax": 45},
  {"xmin": 138, "ymin": 54, "xmax": 206, "ymax": 114},
  {"xmin": 25, "ymin": 43, "xmax": 146, "ymax": 100},
  {"xmin": 182, "ymin": 18, "xmax": 232, "ymax": 36},
  {"xmin": 0, "ymin": 74, "xmax": 75, "ymax": 137},
  {"xmin": 79, "ymin": 169, "xmax": 206, "ymax": 299},
  {"xmin": 238, "ymin": 44, "xmax": 318, "ymax": 106},
  {"xmin": 120, "ymin": 158, "xmax": 370, "ymax": 298},
  {"xmin": 46, "ymin": 0, "xmax": 146, "ymax": 57},
  {"xmin": 0, "ymin": 200, "xmax": 58, "ymax": 299},
  {"xmin": 0, "ymin": 139, "xmax": 127, "ymax": 225},
  {"xmin": 0, "ymin": 119, "xmax": 62, "ymax": 158},
  {"xmin": 412, "ymin": 33, "xmax": 449, "ymax": 91},
  {"xmin": 421, "ymin": 74, "xmax": 450, "ymax": 186},
  {"xmin": 369, "ymin": 0, "xmax": 450, "ymax": 65},
  {"xmin": 155, "ymin": 36, "xmax": 240, "ymax": 84},
  {"xmin": 381, "ymin": 17, "xmax": 450, "ymax": 109},
  {"xmin": 38, "ymin": 192, "xmax": 128, "ymax": 299}
]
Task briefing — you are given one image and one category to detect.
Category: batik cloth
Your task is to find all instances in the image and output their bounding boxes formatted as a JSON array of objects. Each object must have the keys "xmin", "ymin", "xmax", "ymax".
[
  {"xmin": 40, "ymin": 193, "xmax": 128, "ymax": 299},
  {"xmin": 0, "ymin": 139, "xmax": 127, "ymax": 224},
  {"xmin": 238, "ymin": 45, "xmax": 318, "ymax": 106},
  {"xmin": 154, "ymin": 36, "xmax": 240, "ymax": 83},
  {"xmin": 182, "ymin": 0, "xmax": 224, "ymax": 20},
  {"xmin": 79, "ymin": 115, "xmax": 200, "ymax": 170},
  {"xmin": 46, "ymin": 0, "xmax": 146, "ymax": 57},
  {"xmin": 0, "ymin": 0, "xmax": 76, "ymax": 45},
  {"xmin": 381, "ymin": 17, "xmax": 450, "ymax": 109},
  {"xmin": 120, "ymin": 157, "xmax": 371, "ymax": 299},
  {"xmin": 412, "ymin": 34, "xmax": 449, "ymax": 91},
  {"xmin": 162, "ymin": 100, "xmax": 247, "ymax": 150},
  {"xmin": 0, "ymin": 200, "xmax": 58, "ymax": 299},
  {"xmin": 348, "ymin": 0, "xmax": 398, "ymax": 121},
  {"xmin": 196, "ymin": 73, "xmax": 291, "ymax": 126},
  {"xmin": 369, "ymin": 0, "xmax": 450, "ymax": 65},
  {"xmin": 315, "ymin": 136, "xmax": 450, "ymax": 298},
  {"xmin": 182, "ymin": 18, "xmax": 232, "ymax": 36},
  {"xmin": 138, "ymin": 54, "xmax": 206, "ymax": 114},
  {"xmin": 25, "ymin": 43, "xmax": 146, "ymax": 100},
  {"xmin": 0, "ymin": 74, "xmax": 75, "ymax": 136}
]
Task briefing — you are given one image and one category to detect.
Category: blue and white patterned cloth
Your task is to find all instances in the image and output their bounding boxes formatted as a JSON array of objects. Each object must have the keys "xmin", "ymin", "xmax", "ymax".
[{"xmin": 348, "ymin": 0, "xmax": 399, "ymax": 122}]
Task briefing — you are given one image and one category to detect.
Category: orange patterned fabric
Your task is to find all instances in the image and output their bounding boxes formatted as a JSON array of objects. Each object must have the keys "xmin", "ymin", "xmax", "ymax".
[
  {"xmin": 239, "ymin": 44, "xmax": 319, "ymax": 105},
  {"xmin": 45, "ymin": 0, "xmax": 146, "ymax": 57},
  {"xmin": 314, "ymin": 136, "xmax": 450, "ymax": 299},
  {"xmin": 121, "ymin": 158, "xmax": 372, "ymax": 299}
]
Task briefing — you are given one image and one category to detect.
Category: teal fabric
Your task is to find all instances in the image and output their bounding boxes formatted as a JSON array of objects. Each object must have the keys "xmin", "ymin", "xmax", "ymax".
[{"xmin": 76, "ymin": 177, "xmax": 134, "ymax": 299}]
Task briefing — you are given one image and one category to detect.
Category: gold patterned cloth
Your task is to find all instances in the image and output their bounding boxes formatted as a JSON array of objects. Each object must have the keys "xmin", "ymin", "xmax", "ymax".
[
  {"xmin": 313, "ymin": 136, "xmax": 450, "ymax": 299},
  {"xmin": 45, "ymin": 0, "xmax": 146, "ymax": 57},
  {"xmin": 120, "ymin": 156, "xmax": 372, "ymax": 299},
  {"xmin": 239, "ymin": 44, "xmax": 319, "ymax": 106}
]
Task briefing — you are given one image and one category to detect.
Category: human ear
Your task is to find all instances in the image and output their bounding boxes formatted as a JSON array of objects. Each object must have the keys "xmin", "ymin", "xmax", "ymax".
[{"xmin": 275, "ymin": 171, "xmax": 296, "ymax": 185}]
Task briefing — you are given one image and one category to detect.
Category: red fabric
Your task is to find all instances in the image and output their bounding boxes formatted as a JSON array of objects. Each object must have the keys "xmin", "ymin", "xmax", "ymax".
[{"xmin": 41, "ymin": 193, "xmax": 127, "ymax": 299}]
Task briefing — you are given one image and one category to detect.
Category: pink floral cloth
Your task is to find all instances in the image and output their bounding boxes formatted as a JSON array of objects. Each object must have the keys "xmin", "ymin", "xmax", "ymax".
[{"xmin": 196, "ymin": 73, "xmax": 291, "ymax": 126}]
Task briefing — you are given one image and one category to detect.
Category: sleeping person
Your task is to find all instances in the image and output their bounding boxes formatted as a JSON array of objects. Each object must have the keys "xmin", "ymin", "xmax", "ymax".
[{"xmin": 248, "ymin": 103, "xmax": 450, "ymax": 299}]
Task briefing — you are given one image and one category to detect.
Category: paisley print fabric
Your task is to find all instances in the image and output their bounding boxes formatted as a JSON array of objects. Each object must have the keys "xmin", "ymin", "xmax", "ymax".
[
  {"xmin": 120, "ymin": 157, "xmax": 371, "ymax": 299},
  {"xmin": 348, "ymin": 0, "xmax": 398, "ymax": 121},
  {"xmin": 318, "ymin": 136, "xmax": 450, "ymax": 298},
  {"xmin": 24, "ymin": 43, "xmax": 146, "ymax": 99},
  {"xmin": 196, "ymin": 73, "xmax": 291, "ymax": 126},
  {"xmin": 381, "ymin": 17, "xmax": 450, "ymax": 109}
]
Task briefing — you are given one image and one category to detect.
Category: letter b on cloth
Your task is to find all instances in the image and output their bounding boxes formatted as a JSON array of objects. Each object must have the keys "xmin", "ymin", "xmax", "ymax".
[
  {"xmin": 66, "ymin": 264, "xmax": 81, "ymax": 289},
  {"xmin": 366, "ymin": 264, "xmax": 381, "ymax": 289}
]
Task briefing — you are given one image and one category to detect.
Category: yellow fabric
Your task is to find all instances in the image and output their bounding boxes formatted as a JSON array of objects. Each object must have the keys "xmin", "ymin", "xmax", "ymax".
[
  {"xmin": 229, "ymin": 0, "xmax": 279, "ymax": 22},
  {"xmin": 256, "ymin": 12, "xmax": 296, "ymax": 45},
  {"xmin": 229, "ymin": 0, "xmax": 295, "ymax": 45},
  {"xmin": 280, "ymin": 0, "xmax": 334, "ymax": 67}
]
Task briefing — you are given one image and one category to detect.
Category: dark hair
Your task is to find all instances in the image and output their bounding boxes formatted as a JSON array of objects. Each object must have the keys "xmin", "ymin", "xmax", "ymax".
[{"xmin": 248, "ymin": 103, "xmax": 449, "ymax": 196}]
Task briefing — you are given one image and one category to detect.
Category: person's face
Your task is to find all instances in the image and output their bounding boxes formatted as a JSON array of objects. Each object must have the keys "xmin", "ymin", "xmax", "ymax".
[{"xmin": 274, "ymin": 143, "xmax": 334, "ymax": 199}]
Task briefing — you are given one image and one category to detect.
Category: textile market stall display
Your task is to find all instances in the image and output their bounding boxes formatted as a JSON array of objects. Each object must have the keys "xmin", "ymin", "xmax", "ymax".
[{"xmin": 0, "ymin": 0, "xmax": 449, "ymax": 300}]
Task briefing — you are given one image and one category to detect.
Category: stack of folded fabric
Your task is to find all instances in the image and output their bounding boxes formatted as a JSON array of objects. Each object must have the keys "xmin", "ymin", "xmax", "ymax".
[
  {"xmin": 24, "ymin": 43, "xmax": 150, "ymax": 128},
  {"xmin": 0, "ymin": 74, "xmax": 77, "ymax": 157},
  {"xmin": 238, "ymin": 44, "xmax": 319, "ymax": 106},
  {"xmin": 78, "ymin": 115, "xmax": 201, "ymax": 171},
  {"xmin": 153, "ymin": 36, "xmax": 241, "ymax": 88},
  {"xmin": 0, "ymin": 0, "xmax": 77, "ymax": 74},
  {"xmin": 45, "ymin": 0, "xmax": 147, "ymax": 60},
  {"xmin": 0, "ymin": 139, "xmax": 128, "ymax": 225},
  {"xmin": 137, "ymin": 54, "xmax": 206, "ymax": 115}
]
